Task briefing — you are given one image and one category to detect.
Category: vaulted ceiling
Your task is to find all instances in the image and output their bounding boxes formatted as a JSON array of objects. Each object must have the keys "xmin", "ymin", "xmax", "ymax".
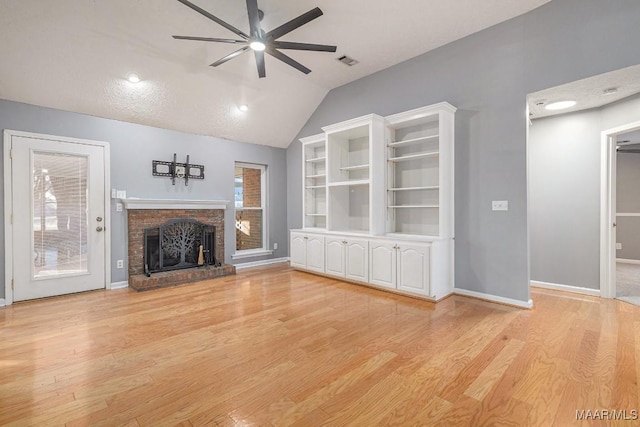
[{"xmin": 0, "ymin": 0, "xmax": 550, "ymax": 148}]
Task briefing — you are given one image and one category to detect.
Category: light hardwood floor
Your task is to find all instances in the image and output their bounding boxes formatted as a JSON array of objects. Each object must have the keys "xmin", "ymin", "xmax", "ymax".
[{"xmin": 1, "ymin": 263, "xmax": 639, "ymax": 426}]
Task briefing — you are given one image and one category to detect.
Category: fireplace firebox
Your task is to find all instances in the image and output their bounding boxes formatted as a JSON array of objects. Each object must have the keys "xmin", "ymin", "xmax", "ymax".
[{"xmin": 144, "ymin": 218, "xmax": 220, "ymax": 276}]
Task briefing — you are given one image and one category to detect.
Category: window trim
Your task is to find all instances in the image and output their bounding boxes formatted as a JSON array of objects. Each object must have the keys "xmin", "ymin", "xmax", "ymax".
[{"xmin": 234, "ymin": 162, "xmax": 271, "ymax": 258}]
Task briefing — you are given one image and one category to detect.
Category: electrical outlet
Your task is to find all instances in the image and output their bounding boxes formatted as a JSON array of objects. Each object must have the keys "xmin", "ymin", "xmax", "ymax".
[
  {"xmin": 116, "ymin": 260, "xmax": 124, "ymax": 269},
  {"xmin": 616, "ymin": 243, "xmax": 622, "ymax": 250},
  {"xmin": 273, "ymin": 242, "xmax": 278, "ymax": 250},
  {"xmin": 116, "ymin": 203, "xmax": 123, "ymax": 212}
]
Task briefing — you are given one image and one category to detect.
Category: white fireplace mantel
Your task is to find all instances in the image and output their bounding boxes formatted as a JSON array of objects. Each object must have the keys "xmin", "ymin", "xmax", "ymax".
[{"xmin": 121, "ymin": 198, "xmax": 230, "ymax": 210}]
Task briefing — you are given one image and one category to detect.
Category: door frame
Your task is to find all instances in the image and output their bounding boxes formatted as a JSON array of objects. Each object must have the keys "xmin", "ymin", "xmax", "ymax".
[
  {"xmin": 3, "ymin": 130, "xmax": 111, "ymax": 305},
  {"xmin": 600, "ymin": 120, "xmax": 640, "ymax": 298}
]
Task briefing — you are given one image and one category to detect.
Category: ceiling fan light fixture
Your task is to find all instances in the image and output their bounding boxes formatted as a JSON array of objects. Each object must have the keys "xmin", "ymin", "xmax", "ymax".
[
  {"xmin": 249, "ymin": 41, "xmax": 266, "ymax": 51},
  {"xmin": 545, "ymin": 100, "xmax": 576, "ymax": 111}
]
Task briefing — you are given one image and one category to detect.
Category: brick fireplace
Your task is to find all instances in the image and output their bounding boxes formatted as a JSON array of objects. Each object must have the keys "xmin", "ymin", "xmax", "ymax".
[{"xmin": 123, "ymin": 199, "xmax": 235, "ymax": 291}]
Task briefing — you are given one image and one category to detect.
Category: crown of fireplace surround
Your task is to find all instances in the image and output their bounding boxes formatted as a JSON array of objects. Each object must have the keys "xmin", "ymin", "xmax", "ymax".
[{"xmin": 123, "ymin": 199, "xmax": 236, "ymax": 291}]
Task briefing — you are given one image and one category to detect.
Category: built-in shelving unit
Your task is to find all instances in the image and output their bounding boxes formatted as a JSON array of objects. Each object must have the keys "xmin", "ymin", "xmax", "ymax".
[
  {"xmin": 292, "ymin": 102, "xmax": 456, "ymax": 301},
  {"xmin": 301, "ymin": 134, "xmax": 327, "ymax": 229},
  {"xmin": 323, "ymin": 114, "xmax": 385, "ymax": 234},
  {"xmin": 385, "ymin": 103, "xmax": 455, "ymax": 237}
]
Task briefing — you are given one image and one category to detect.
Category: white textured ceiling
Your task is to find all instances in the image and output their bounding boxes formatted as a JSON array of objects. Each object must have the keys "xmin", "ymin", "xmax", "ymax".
[
  {"xmin": 528, "ymin": 64, "xmax": 640, "ymax": 120},
  {"xmin": 0, "ymin": 0, "xmax": 550, "ymax": 148}
]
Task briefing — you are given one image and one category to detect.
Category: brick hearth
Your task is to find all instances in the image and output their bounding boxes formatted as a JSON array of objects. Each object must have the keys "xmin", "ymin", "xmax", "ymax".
[{"xmin": 127, "ymin": 207, "xmax": 235, "ymax": 291}]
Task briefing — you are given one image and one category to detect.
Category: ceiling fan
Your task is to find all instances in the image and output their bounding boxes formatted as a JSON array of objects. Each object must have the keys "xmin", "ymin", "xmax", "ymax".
[{"xmin": 173, "ymin": 0, "xmax": 337, "ymax": 78}]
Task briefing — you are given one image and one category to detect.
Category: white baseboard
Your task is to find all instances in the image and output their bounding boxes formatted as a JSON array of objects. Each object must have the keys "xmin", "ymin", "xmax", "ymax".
[
  {"xmin": 109, "ymin": 281, "xmax": 129, "ymax": 290},
  {"xmin": 234, "ymin": 257, "xmax": 290, "ymax": 270},
  {"xmin": 530, "ymin": 280, "xmax": 600, "ymax": 297},
  {"xmin": 0, "ymin": 298, "xmax": 5, "ymax": 307},
  {"xmin": 453, "ymin": 288, "xmax": 533, "ymax": 309},
  {"xmin": 616, "ymin": 258, "xmax": 640, "ymax": 265}
]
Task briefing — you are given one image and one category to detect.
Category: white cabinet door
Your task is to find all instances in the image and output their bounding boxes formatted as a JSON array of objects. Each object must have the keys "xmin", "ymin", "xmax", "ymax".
[
  {"xmin": 306, "ymin": 235, "xmax": 326, "ymax": 273},
  {"xmin": 346, "ymin": 238, "xmax": 369, "ymax": 282},
  {"xmin": 290, "ymin": 233, "xmax": 307, "ymax": 268},
  {"xmin": 369, "ymin": 241, "xmax": 396, "ymax": 289},
  {"xmin": 397, "ymin": 243, "xmax": 430, "ymax": 296},
  {"xmin": 325, "ymin": 237, "xmax": 346, "ymax": 277}
]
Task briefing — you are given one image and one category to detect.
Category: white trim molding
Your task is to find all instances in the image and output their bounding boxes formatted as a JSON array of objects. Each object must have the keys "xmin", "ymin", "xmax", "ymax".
[
  {"xmin": 109, "ymin": 281, "xmax": 129, "ymax": 290},
  {"xmin": 617, "ymin": 258, "xmax": 640, "ymax": 265},
  {"xmin": 231, "ymin": 249, "xmax": 274, "ymax": 260},
  {"xmin": 121, "ymin": 198, "xmax": 230, "ymax": 210},
  {"xmin": 453, "ymin": 288, "xmax": 533, "ymax": 309},
  {"xmin": 0, "ymin": 298, "xmax": 5, "ymax": 307},
  {"xmin": 616, "ymin": 213, "xmax": 640, "ymax": 217},
  {"xmin": 234, "ymin": 257, "xmax": 290, "ymax": 270},
  {"xmin": 531, "ymin": 280, "xmax": 600, "ymax": 297}
]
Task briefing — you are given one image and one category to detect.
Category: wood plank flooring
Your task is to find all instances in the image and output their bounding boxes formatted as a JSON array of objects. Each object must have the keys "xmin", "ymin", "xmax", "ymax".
[{"xmin": 1, "ymin": 263, "xmax": 639, "ymax": 426}]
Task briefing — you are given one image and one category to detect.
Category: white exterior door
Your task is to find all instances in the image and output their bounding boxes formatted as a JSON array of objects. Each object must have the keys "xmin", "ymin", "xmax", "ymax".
[
  {"xmin": 397, "ymin": 243, "xmax": 430, "ymax": 296},
  {"xmin": 369, "ymin": 240, "xmax": 396, "ymax": 289},
  {"xmin": 8, "ymin": 133, "xmax": 108, "ymax": 302},
  {"xmin": 345, "ymin": 238, "xmax": 368, "ymax": 282}
]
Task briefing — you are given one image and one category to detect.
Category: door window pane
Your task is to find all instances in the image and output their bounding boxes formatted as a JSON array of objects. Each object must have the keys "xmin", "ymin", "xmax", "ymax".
[{"xmin": 33, "ymin": 152, "xmax": 88, "ymax": 277}]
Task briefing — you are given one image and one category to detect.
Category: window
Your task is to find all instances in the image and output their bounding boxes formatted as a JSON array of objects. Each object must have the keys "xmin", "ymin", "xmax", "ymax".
[{"xmin": 234, "ymin": 163, "xmax": 270, "ymax": 257}]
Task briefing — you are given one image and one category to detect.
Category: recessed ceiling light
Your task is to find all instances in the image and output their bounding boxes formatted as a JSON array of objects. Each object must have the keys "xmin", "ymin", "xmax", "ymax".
[
  {"xmin": 239, "ymin": 104, "xmax": 249, "ymax": 112},
  {"xmin": 127, "ymin": 73, "xmax": 141, "ymax": 83},
  {"xmin": 249, "ymin": 41, "xmax": 266, "ymax": 51},
  {"xmin": 603, "ymin": 87, "xmax": 618, "ymax": 96},
  {"xmin": 545, "ymin": 100, "xmax": 576, "ymax": 111}
]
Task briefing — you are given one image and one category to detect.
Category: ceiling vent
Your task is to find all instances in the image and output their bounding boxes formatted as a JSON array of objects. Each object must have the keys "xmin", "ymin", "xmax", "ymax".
[{"xmin": 337, "ymin": 55, "xmax": 359, "ymax": 66}]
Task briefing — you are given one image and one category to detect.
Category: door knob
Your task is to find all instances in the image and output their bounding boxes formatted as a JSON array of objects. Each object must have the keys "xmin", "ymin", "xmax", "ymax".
[
  {"xmin": 96, "ymin": 216, "xmax": 103, "ymax": 222},
  {"xmin": 96, "ymin": 226, "xmax": 104, "ymax": 232}
]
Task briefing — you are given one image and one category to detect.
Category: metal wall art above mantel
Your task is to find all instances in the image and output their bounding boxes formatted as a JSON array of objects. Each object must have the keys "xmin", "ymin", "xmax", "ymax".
[{"xmin": 152, "ymin": 153, "xmax": 204, "ymax": 186}]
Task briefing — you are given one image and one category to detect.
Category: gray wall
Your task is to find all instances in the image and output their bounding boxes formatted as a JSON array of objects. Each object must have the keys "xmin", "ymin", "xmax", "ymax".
[
  {"xmin": 529, "ymin": 93, "xmax": 640, "ymax": 288},
  {"xmin": 287, "ymin": 0, "xmax": 640, "ymax": 304},
  {"xmin": 617, "ymin": 152, "xmax": 640, "ymax": 261},
  {"xmin": 0, "ymin": 98, "xmax": 289, "ymax": 298}
]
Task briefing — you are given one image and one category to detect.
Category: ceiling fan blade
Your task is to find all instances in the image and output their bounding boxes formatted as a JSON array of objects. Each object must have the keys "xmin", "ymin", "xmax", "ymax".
[
  {"xmin": 267, "ymin": 7, "xmax": 323, "ymax": 41},
  {"xmin": 255, "ymin": 50, "xmax": 266, "ymax": 78},
  {"xmin": 210, "ymin": 46, "xmax": 250, "ymax": 67},
  {"xmin": 177, "ymin": 0, "xmax": 249, "ymax": 39},
  {"xmin": 173, "ymin": 36, "xmax": 246, "ymax": 44},
  {"xmin": 272, "ymin": 41, "xmax": 336, "ymax": 52},
  {"xmin": 246, "ymin": 0, "xmax": 261, "ymax": 39},
  {"xmin": 266, "ymin": 48, "xmax": 311, "ymax": 74}
]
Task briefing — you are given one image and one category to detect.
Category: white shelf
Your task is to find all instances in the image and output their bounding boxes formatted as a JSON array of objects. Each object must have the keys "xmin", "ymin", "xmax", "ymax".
[
  {"xmin": 389, "ymin": 151, "xmax": 439, "ymax": 162},
  {"xmin": 306, "ymin": 173, "xmax": 327, "ymax": 179},
  {"xmin": 388, "ymin": 186, "xmax": 439, "ymax": 192},
  {"xmin": 306, "ymin": 185, "xmax": 326, "ymax": 189},
  {"xmin": 339, "ymin": 164, "xmax": 369, "ymax": 171},
  {"xmin": 328, "ymin": 180, "xmax": 370, "ymax": 187},
  {"xmin": 388, "ymin": 135, "xmax": 439, "ymax": 147},
  {"xmin": 306, "ymin": 157, "xmax": 327, "ymax": 163},
  {"xmin": 389, "ymin": 205, "xmax": 439, "ymax": 209}
]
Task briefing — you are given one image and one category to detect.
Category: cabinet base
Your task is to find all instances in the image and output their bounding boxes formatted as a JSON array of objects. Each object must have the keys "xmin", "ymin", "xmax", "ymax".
[{"xmin": 290, "ymin": 266, "xmax": 454, "ymax": 303}]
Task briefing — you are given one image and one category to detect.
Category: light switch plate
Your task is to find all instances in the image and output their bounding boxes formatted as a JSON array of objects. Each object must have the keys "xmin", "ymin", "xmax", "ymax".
[
  {"xmin": 111, "ymin": 188, "xmax": 117, "ymax": 199},
  {"xmin": 492, "ymin": 200, "xmax": 508, "ymax": 211},
  {"xmin": 616, "ymin": 243, "xmax": 622, "ymax": 250},
  {"xmin": 116, "ymin": 190, "xmax": 126, "ymax": 199}
]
